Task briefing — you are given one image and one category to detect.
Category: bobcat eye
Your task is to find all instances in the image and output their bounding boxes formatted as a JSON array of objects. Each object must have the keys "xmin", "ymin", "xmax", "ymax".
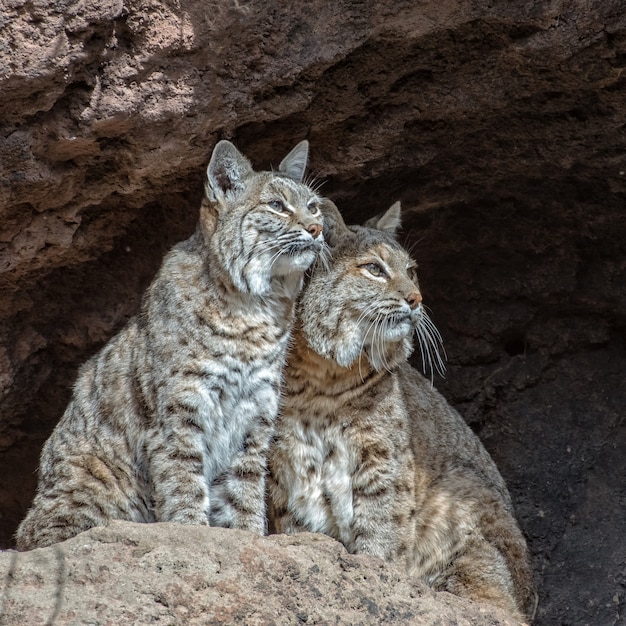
[
  {"xmin": 362, "ymin": 263, "xmax": 386, "ymax": 278},
  {"xmin": 268, "ymin": 199, "xmax": 288, "ymax": 212},
  {"xmin": 307, "ymin": 200, "xmax": 320, "ymax": 214}
]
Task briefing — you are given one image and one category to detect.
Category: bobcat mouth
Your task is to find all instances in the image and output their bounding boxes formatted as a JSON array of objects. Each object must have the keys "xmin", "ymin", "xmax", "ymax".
[
  {"xmin": 271, "ymin": 240, "xmax": 322, "ymax": 276},
  {"xmin": 387, "ymin": 311, "xmax": 411, "ymax": 325},
  {"xmin": 359, "ymin": 311, "xmax": 413, "ymax": 346},
  {"xmin": 381, "ymin": 312, "xmax": 413, "ymax": 336},
  {"xmin": 284, "ymin": 240, "xmax": 323, "ymax": 255}
]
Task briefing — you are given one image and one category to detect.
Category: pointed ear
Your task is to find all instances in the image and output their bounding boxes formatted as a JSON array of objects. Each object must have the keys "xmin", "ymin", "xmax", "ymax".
[
  {"xmin": 363, "ymin": 201, "xmax": 402, "ymax": 237},
  {"xmin": 206, "ymin": 140, "xmax": 254, "ymax": 203},
  {"xmin": 278, "ymin": 140, "xmax": 309, "ymax": 182}
]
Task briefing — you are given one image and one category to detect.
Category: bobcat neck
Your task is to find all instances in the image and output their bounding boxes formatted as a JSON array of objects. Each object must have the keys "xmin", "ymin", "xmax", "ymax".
[
  {"xmin": 199, "ymin": 205, "xmax": 309, "ymax": 304},
  {"xmin": 288, "ymin": 325, "xmax": 406, "ymax": 397}
]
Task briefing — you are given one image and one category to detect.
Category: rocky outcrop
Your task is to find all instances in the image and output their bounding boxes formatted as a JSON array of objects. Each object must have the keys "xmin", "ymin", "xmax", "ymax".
[
  {"xmin": 1, "ymin": 1, "xmax": 625, "ymax": 625},
  {"xmin": 0, "ymin": 521, "xmax": 519, "ymax": 625}
]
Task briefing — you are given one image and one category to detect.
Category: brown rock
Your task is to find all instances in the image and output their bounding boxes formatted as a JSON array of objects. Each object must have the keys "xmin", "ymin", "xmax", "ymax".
[{"xmin": 0, "ymin": 521, "xmax": 519, "ymax": 625}]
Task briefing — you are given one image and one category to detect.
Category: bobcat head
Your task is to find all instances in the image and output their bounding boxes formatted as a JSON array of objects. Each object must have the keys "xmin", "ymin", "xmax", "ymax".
[
  {"xmin": 299, "ymin": 200, "xmax": 445, "ymax": 377},
  {"xmin": 205, "ymin": 140, "xmax": 325, "ymax": 296}
]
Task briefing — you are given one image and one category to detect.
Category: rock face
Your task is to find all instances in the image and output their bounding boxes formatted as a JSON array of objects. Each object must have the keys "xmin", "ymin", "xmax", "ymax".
[
  {"xmin": 1, "ymin": 1, "xmax": 625, "ymax": 625},
  {"xmin": 0, "ymin": 521, "xmax": 519, "ymax": 626}
]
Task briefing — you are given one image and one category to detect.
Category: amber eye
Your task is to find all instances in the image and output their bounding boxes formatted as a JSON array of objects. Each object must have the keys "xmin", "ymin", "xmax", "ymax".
[
  {"xmin": 268, "ymin": 199, "xmax": 287, "ymax": 212},
  {"xmin": 362, "ymin": 263, "xmax": 386, "ymax": 278}
]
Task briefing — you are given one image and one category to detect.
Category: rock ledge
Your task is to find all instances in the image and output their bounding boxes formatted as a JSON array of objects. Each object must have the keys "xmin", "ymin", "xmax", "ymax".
[{"xmin": 0, "ymin": 521, "xmax": 520, "ymax": 625}]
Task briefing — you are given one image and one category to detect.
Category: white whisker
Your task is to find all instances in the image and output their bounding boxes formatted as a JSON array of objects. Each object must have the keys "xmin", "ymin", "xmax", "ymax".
[
  {"xmin": 372, "ymin": 314, "xmax": 384, "ymax": 372},
  {"xmin": 312, "ymin": 242, "xmax": 332, "ymax": 272},
  {"xmin": 379, "ymin": 316, "xmax": 394, "ymax": 374},
  {"xmin": 303, "ymin": 171, "xmax": 326, "ymax": 195},
  {"xmin": 357, "ymin": 309, "xmax": 382, "ymax": 376},
  {"xmin": 414, "ymin": 322, "xmax": 430, "ymax": 380},
  {"xmin": 413, "ymin": 308, "xmax": 446, "ymax": 384}
]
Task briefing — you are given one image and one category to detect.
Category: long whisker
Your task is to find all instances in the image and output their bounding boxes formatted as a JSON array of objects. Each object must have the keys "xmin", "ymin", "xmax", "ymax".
[
  {"xmin": 378, "ymin": 316, "xmax": 394, "ymax": 374},
  {"xmin": 414, "ymin": 320, "xmax": 430, "ymax": 380},
  {"xmin": 420, "ymin": 311, "xmax": 447, "ymax": 373},
  {"xmin": 303, "ymin": 171, "xmax": 326, "ymax": 195},
  {"xmin": 379, "ymin": 316, "xmax": 390, "ymax": 374},
  {"xmin": 418, "ymin": 329, "xmax": 442, "ymax": 381},
  {"xmin": 249, "ymin": 241, "xmax": 285, "ymax": 260},
  {"xmin": 358, "ymin": 309, "xmax": 382, "ymax": 376},
  {"xmin": 422, "ymin": 308, "xmax": 446, "ymax": 346},
  {"xmin": 372, "ymin": 315, "xmax": 381, "ymax": 372},
  {"xmin": 413, "ymin": 308, "xmax": 447, "ymax": 384},
  {"xmin": 257, "ymin": 241, "xmax": 286, "ymax": 265},
  {"xmin": 357, "ymin": 349, "xmax": 364, "ymax": 382},
  {"xmin": 370, "ymin": 314, "xmax": 381, "ymax": 372},
  {"xmin": 354, "ymin": 311, "xmax": 370, "ymax": 334},
  {"xmin": 374, "ymin": 313, "xmax": 392, "ymax": 374},
  {"xmin": 355, "ymin": 305, "xmax": 378, "ymax": 381},
  {"xmin": 428, "ymin": 320, "xmax": 448, "ymax": 370},
  {"xmin": 312, "ymin": 242, "xmax": 332, "ymax": 273}
]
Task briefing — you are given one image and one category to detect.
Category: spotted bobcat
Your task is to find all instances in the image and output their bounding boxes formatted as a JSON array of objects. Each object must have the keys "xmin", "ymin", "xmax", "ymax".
[
  {"xmin": 17, "ymin": 140, "xmax": 325, "ymax": 550},
  {"xmin": 268, "ymin": 200, "xmax": 535, "ymax": 622}
]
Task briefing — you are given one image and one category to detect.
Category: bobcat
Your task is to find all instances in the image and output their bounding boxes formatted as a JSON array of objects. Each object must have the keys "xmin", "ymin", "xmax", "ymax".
[
  {"xmin": 16, "ymin": 140, "xmax": 325, "ymax": 550},
  {"xmin": 268, "ymin": 200, "xmax": 536, "ymax": 623}
]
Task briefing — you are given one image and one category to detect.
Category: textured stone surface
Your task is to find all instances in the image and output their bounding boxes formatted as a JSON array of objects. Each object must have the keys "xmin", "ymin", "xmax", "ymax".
[
  {"xmin": 1, "ymin": 1, "xmax": 625, "ymax": 625},
  {"xmin": 0, "ymin": 521, "xmax": 519, "ymax": 625}
]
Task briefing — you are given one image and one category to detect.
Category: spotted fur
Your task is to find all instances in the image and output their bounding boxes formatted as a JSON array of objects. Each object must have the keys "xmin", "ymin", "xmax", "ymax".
[
  {"xmin": 268, "ymin": 200, "xmax": 535, "ymax": 623},
  {"xmin": 16, "ymin": 140, "xmax": 325, "ymax": 550}
]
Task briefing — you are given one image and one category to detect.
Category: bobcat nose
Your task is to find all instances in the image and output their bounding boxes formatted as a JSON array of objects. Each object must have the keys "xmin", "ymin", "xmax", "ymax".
[
  {"xmin": 406, "ymin": 291, "xmax": 422, "ymax": 309},
  {"xmin": 307, "ymin": 223, "xmax": 323, "ymax": 239}
]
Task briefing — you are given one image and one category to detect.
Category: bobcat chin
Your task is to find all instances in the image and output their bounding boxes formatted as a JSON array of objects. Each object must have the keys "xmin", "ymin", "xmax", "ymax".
[{"xmin": 268, "ymin": 200, "xmax": 536, "ymax": 623}]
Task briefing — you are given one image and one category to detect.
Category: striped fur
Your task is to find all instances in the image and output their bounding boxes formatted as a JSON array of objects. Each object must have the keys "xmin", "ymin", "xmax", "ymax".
[
  {"xmin": 16, "ymin": 140, "xmax": 325, "ymax": 550},
  {"xmin": 268, "ymin": 200, "xmax": 536, "ymax": 623}
]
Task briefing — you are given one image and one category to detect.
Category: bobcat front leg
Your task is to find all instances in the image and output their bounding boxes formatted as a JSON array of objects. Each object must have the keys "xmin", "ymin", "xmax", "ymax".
[
  {"xmin": 266, "ymin": 473, "xmax": 310, "ymax": 536},
  {"xmin": 209, "ymin": 421, "xmax": 273, "ymax": 535},
  {"xmin": 147, "ymin": 399, "xmax": 210, "ymax": 525},
  {"xmin": 350, "ymin": 438, "xmax": 408, "ymax": 561}
]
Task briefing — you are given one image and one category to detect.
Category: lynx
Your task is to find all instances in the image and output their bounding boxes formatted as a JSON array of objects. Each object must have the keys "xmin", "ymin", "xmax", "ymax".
[
  {"xmin": 268, "ymin": 200, "xmax": 535, "ymax": 622},
  {"xmin": 16, "ymin": 140, "xmax": 325, "ymax": 550}
]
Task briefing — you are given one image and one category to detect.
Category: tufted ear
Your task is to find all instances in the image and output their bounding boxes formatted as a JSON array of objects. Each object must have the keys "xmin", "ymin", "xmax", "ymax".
[
  {"xmin": 319, "ymin": 198, "xmax": 350, "ymax": 247},
  {"xmin": 206, "ymin": 140, "xmax": 254, "ymax": 204},
  {"xmin": 363, "ymin": 201, "xmax": 402, "ymax": 237},
  {"xmin": 278, "ymin": 140, "xmax": 309, "ymax": 182}
]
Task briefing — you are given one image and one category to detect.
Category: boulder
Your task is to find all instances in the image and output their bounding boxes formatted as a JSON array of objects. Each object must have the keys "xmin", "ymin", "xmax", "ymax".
[{"xmin": 0, "ymin": 521, "xmax": 519, "ymax": 625}]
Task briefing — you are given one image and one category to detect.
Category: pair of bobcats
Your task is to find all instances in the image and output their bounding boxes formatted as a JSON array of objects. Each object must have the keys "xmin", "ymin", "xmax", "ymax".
[{"xmin": 16, "ymin": 141, "xmax": 536, "ymax": 622}]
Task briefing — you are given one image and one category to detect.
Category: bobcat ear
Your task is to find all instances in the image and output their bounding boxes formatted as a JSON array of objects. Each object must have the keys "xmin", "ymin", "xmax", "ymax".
[
  {"xmin": 206, "ymin": 140, "xmax": 254, "ymax": 203},
  {"xmin": 278, "ymin": 140, "xmax": 309, "ymax": 182},
  {"xmin": 363, "ymin": 201, "xmax": 402, "ymax": 237},
  {"xmin": 320, "ymin": 198, "xmax": 350, "ymax": 247}
]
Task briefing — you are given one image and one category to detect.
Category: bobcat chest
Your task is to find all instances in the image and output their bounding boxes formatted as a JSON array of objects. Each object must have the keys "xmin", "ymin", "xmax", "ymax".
[
  {"xmin": 178, "ymin": 351, "xmax": 283, "ymax": 481},
  {"xmin": 288, "ymin": 419, "xmax": 357, "ymax": 546}
]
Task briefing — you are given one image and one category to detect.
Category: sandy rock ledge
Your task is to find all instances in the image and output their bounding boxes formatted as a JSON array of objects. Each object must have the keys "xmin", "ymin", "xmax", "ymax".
[{"xmin": 0, "ymin": 520, "xmax": 520, "ymax": 625}]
